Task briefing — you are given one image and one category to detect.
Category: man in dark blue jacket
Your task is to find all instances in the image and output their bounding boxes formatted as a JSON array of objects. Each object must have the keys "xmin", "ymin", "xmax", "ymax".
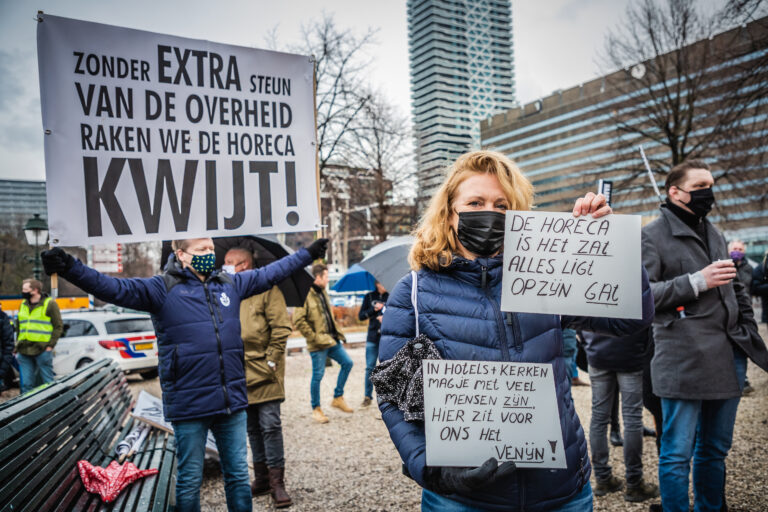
[
  {"xmin": 582, "ymin": 329, "xmax": 658, "ymax": 503},
  {"xmin": 358, "ymin": 281, "xmax": 388, "ymax": 407},
  {"xmin": 41, "ymin": 237, "xmax": 327, "ymax": 512}
]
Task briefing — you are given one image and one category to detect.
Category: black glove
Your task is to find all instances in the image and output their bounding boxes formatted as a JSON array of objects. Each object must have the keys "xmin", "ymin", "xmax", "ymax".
[
  {"xmin": 424, "ymin": 457, "xmax": 516, "ymax": 495},
  {"xmin": 41, "ymin": 247, "xmax": 75, "ymax": 275},
  {"xmin": 306, "ymin": 238, "xmax": 329, "ymax": 260}
]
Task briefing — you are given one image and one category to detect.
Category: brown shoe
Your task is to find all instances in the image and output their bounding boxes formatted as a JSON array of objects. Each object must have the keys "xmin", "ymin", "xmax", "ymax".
[
  {"xmin": 624, "ymin": 480, "xmax": 659, "ymax": 502},
  {"xmin": 251, "ymin": 461, "xmax": 270, "ymax": 496},
  {"xmin": 361, "ymin": 396, "xmax": 372, "ymax": 407},
  {"xmin": 269, "ymin": 466, "xmax": 293, "ymax": 508},
  {"xmin": 331, "ymin": 396, "xmax": 354, "ymax": 413},
  {"xmin": 312, "ymin": 406, "xmax": 329, "ymax": 423},
  {"xmin": 594, "ymin": 475, "xmax": 623, "ymax": 496}
]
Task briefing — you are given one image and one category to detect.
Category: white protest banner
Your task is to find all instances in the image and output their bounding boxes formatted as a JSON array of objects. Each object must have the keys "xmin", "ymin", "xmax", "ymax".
[
  {"xmin": 501, "ymin": 211, "xmax": 642, "ymax": 319},
  {"xmin": 37, "ymin": 14, "xmax": 319, "ymax": 246},
  {"xmin": 424, "ymin": 360, "xmax": 565, "ymax": 468},
  {"xmin": 133, "ymin": 390, "xmax": 218, "ymax": 457}
]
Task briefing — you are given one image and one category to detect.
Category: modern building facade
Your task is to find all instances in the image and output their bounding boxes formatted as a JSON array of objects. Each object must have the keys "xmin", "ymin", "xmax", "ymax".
[
  {"xmin": 0, "ymin": 179, "xmax": 47, "ymax": 226},
  {"xmin": 481, "ymin": 18, "xmax": 768, "ymax": 257},
  {"xmin": 408, "ymin": 0, "xmax": 515, "ymax": 203}
]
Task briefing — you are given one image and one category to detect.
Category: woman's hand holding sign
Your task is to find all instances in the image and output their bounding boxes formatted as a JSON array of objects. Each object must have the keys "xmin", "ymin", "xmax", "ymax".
[{"xmin": 572, "ymin": 192, "xmax": 612, "ymax": 218}]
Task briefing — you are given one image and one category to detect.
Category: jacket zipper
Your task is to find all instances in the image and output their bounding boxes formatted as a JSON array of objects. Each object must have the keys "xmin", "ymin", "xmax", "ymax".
[
  {"xmin": 481, "ymin": 265, "xmax": 511, "ymax": 362},
  {"xmin": 204, "ymin": 282, "xmax": 231, "ymax": 414},
  {"xmin": 214, "ymin": 297, "xmax": 224, "ymax": 323},
  {"xmin": 505, "ymin": 312, "xmax": 524, "ymax": 352}
]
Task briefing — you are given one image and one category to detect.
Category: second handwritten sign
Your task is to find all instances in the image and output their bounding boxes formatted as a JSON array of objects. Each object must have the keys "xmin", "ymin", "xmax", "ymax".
[{"xmin": 501, "ymin": 211, "xmax": 641, "ymax": 319}]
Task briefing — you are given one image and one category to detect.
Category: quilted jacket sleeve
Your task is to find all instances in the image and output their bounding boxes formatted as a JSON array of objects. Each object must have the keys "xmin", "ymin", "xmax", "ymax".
[
  {"xmin": 378, "ymin": 272, "xmax": 429, "ymax": 487},
  {"xmin": 234, "ymin": 248, "xmax": 312, "ymax": 299},
  {"xmin": 562, "ymin": 266, "xmax": 655, "ymax": 335},
  {"xmin": 61, "ymin": 259, "xmax": 166, "ymax": 313}
]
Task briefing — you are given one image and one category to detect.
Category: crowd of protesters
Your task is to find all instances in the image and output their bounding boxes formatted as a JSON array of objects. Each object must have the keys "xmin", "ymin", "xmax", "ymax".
[{"xmin": 0, "ymin": 149, "xmax": 764, "ymax": 511}]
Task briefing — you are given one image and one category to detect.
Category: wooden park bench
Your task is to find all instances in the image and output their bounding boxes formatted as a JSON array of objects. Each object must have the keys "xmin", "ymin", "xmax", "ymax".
[{"xmin": 0, "ymin": 359, "xmax": 176, "ymax": 511}]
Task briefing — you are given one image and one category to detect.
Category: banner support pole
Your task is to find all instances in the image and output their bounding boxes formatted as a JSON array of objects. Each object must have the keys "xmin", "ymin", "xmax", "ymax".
[{"xmin": 311, "ymin": 55, "xmax": 322, "ymax": 244}]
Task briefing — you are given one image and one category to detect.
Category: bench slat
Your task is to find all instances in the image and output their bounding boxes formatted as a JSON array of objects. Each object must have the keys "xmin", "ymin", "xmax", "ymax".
[
  {"xmin": 0, "ymin": 369, "xmax": 121, "ymax": 476},
  {"xmin": 0, "ymin": 359, "xmax": 113, "ymax": 423},
  {"xmin": 0, "ymin": 360, "xmax": 174, "ymax": 512},
  {"xmin": 1, "ymin": 374, "xmax": 131, "ymax": 511}
]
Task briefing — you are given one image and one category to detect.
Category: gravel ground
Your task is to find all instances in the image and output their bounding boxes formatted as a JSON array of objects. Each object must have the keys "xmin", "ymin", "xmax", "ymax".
[
  {"xmin": 4, "ymin": 327, "xmax": 766, "ymax": 511},
  {"xmin": 161, "ymin": 333, "xmax": 768, "ymax": 512}
]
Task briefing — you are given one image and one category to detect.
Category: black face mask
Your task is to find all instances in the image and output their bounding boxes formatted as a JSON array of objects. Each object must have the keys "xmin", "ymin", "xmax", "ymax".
[
  {"xmin": 681, "ymin": 187, "xmax": 715, "ymax": 217},
  {"xmin": 21, "ymin": 292, "xmax": 32, "ymax": 301},
  {"xmin": 456, "ymin": 211, "xmax": 506, "ymax": 258}
]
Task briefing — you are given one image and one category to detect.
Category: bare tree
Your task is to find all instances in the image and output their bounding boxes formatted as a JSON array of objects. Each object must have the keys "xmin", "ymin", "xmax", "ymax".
[
  {"xmin": 339, "ymin": 93, "xmax": 417, "ymax": 245},
  {"xmin": 121, "ymin": 242, "xmax": 161, "ymax": 277},
  {"xmin": 0, "ymin": 217, "xmax": 34, "ymax": 295},
  {"xmin": 295, "ymin": 15, "xmax": 376, "ymax": 182},
  {"xmin": 600, "ymin": 0, "xmax": 768, "ymax": 214}
]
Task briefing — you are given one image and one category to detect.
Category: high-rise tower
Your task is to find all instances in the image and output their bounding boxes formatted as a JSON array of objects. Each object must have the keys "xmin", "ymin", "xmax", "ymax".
[{"xmin": 407, "ymin": 0, "xmax": 515, "ymax": 203}]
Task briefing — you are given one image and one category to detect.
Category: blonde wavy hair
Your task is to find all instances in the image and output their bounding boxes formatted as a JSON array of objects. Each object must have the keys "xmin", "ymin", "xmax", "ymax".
[{"xmin": 409, "ymin": 150, "xmax": 534, "ymax": 271}]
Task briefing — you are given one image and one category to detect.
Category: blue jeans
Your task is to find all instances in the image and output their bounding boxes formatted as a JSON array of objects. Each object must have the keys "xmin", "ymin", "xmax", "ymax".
[
  {"xmin": 562, "ymin": 329, "xmax": 580, "ymax": 380},
  {"xmin": 658, "ymin": 350, "xmax": 746, "ymax": 512},
  {"xmin": 17, "ymin": 350, "xmax": 54, "ymax": 393},
  {"xmin": 309, "ymin": 342, "xmax": 353, "ymax": 409},
  {"xmin": 421, "ymin": 482, "xmax": 593, "ymax": 511},
  {"xmin": 589, "ymin": 367, "xmax": 644, "ymax": 483},
  {"xmin": 172, "ymin": 410, "xmax": 251, "ymax": 512},
  {"xmin": 364, "ymin": 341, "xmax": 379, "ymax": 398}
]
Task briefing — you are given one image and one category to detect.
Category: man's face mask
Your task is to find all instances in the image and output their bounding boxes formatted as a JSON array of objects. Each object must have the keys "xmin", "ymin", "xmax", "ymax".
[
  {"xmin": 185, "ymin": 251, "xmax": 216, "ymax": 275},
  {"xmin": 680, "ymin": 187, "xmax": 715, "ymax": 217},
  {"xmin": 730, "ymin": 250, "xmax": 745, "ymax": 262},
  {"xmin": 222, "ymin": 265, "xmax": 236, "ymax": 274},
  {"xmin": 21, "ymin": 291, "xmax": 32, "ymax": 301},
  {"xmin": 456, "ymin": 210, "xmax": 507, "ymax": 258}
]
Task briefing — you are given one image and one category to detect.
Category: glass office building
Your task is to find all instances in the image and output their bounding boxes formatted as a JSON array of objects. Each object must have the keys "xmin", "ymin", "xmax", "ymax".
[
  {"xmin": 408, "ymin": 0, "xmax": 515, "ymax": 204},
  {"xmin": 481, "ymin": 19, "xmax": 768, "ymax": 256},
  {"xmin": 0, "ymin": 179, "xmax": 47, "ymax": 226}
]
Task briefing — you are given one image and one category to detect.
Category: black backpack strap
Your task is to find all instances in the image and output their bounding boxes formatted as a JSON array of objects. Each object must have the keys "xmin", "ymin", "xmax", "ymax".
[{"xmin": 162, "ymin": 272, "xmax": 184, "ymax": 293}]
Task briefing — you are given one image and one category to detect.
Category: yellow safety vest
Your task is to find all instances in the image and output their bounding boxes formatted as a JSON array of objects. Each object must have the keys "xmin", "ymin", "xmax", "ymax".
[{"xmin": 18, "ymin": 297, "xmax": 54, "ymax": 343}]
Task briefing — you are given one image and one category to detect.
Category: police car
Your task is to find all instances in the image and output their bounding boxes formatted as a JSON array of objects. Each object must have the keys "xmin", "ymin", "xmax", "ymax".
[{"xmin": 54, "ymin": 310, "xmax": 158, "ymax": 379}]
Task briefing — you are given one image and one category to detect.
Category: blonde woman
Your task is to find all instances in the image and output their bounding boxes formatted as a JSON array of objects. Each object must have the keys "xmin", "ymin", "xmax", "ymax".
[{"xmin": 379, "ymin": 151, "xmax": 653, "ymax": 511}]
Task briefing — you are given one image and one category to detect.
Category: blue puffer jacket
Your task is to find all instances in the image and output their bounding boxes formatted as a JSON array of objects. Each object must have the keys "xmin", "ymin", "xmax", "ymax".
[
  {"xmin": 61, "ymin": 248, "xmax": 312, "ymax": 422},
  {"xmin": 379, "ymin": 255, "xmax": 654, "ymax": 511}
]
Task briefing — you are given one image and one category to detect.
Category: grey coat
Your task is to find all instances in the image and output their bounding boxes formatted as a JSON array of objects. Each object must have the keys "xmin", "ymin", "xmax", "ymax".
[{"xmin": 642, "ymin": 207, "xmax": 768, "ymax": 400}]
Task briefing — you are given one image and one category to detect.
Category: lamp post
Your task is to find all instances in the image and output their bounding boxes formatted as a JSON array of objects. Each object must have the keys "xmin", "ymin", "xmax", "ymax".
[{"xmin": 24, "ymin": 214, "xmax": 49, "ymax": 281}]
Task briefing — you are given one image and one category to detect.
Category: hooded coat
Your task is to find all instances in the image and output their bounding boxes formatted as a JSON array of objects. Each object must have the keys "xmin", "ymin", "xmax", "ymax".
[
  {"xmin": 292, "ymin": 286, "xmax": 346, "ymax": 352},
  {"xmin": 240, "ymin": 286, "xmax": 292, "ymax": 404},
  {"xmin": 379, "ymin": 255, "xmax": 654, "ymax": 511},
  {"xmin": 59, "ymin": 248, "xmax": 312, "ymax": 421}
]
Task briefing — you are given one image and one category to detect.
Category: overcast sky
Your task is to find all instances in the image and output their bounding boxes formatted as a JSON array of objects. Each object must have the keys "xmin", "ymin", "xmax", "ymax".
[{"xmin": 0, "ymin": 0, "xmax": 638, "ymax": 181}]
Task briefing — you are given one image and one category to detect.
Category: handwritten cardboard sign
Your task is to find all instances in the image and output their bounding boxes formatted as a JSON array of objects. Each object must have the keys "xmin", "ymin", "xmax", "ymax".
[
  {"xmin": 501, "ymin": 211, "xmax": 642, "ymax": 319},
  {"xmin": 132, "ymin": 390, "xmax": 218, "ymax": 457},
  {"xmin": 423, "ymin": 360, "xmax": 565, "ymax": 468}
]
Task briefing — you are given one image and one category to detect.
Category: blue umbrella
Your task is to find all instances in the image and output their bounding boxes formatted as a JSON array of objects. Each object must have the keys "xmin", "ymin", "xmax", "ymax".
[{"xmin": 331, "ymin": 264, "xmax": 376, "ymax": 292}]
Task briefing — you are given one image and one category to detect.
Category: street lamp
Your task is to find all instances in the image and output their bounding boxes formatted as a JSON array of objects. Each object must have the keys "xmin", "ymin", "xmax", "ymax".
[{"xmin": 24, "ymin": 213, "xmax": 49, "ymax": 280}]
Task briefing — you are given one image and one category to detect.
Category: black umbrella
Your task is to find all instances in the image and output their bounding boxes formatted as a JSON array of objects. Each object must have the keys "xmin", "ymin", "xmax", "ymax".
[{"xmin": 160, "ymin": 235, "xmax": 313, "ymax": 307}]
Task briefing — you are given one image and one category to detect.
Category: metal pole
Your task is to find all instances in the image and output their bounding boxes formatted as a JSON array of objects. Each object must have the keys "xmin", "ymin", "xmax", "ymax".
[{"xmin": 33, "ymin": 244, "xmax": 41, "ymax": 281}]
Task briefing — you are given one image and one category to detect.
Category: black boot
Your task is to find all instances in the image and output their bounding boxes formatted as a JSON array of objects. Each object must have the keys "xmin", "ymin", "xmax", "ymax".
[
  {"xmin": 251, "ymin": 461, "xmax": 270, "ymax": 496},
  {"xmin": 269, "ymin": 466, "xmax": 293, "ymax": 508}
]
